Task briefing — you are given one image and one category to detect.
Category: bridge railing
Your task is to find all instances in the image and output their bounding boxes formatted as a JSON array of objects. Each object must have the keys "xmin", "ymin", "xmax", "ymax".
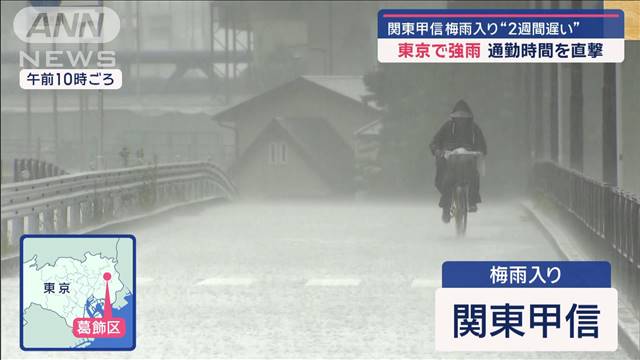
[
  {"xmin": 12, "ymin": 158, "xmax": 68, "ymax": 182},
  {"xmin": 532, "ymin": 161, "xmax": 639, "ymax": 317},
  {"xmin": 1, "ymin": 161, "xmax": 236, "ymax": 257}
]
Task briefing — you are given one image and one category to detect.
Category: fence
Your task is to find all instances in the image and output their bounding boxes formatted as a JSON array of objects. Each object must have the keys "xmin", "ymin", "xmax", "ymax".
[
  {"xmin": 532, "ymin": 160, "xmax": 639, "ymax": 318},
  {"xmin": 12, "ymin": 158, "xmax": 68, "ymax": 182},
  {"xmin": 1, "ymin": 161, "xmax": 237, "ymax": 257}
]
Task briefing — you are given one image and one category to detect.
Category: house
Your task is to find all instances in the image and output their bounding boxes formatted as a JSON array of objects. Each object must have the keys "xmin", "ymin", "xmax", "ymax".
[
  {"xmin": 232, "ymin": 117, "xmax": 354, "ymax": 198},
  {"xmin": 213, "ymin": 75, "xmax": 383, "ymax": 198}
]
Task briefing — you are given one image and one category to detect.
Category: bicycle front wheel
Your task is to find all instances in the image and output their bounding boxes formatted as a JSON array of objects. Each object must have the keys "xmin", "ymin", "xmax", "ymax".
[{"xmin": 454, "ymin": 185, "xmax": 468, "ymax": 236}]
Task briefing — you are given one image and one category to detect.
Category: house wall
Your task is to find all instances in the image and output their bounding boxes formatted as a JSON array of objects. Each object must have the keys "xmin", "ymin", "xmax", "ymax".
[
  {"xmin": 227, "ymin": 80, "xmax": 378, "ymax": 156},
  {"xmin": 233, "ymin": 138, "xmax": 331, "ymax": 199}
]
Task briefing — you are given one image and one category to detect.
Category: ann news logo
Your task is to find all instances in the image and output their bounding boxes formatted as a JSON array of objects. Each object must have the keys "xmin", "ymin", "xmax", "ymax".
[
  {"xmin": 13, "ymin": 3, "xmax": 120, "ymax": 44},
  {"xmin": 13, "ymin": 1, "xmax": 122, "ymax": 90}
]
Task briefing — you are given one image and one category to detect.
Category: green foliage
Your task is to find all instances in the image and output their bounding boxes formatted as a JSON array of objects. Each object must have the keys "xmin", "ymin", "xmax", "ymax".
[{"xmin": 364, "ymin": 64, "xmax": 452, "ymax": 195}]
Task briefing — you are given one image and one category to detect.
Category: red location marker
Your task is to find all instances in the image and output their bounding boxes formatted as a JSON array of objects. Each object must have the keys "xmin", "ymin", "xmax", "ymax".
[
  {"xmin": 103, "ymin": 272, "xmax": 112, "ymax": 319},
  {"xmin": 72, "ymin": 271, "xmax": 126, "ymax": 338}
]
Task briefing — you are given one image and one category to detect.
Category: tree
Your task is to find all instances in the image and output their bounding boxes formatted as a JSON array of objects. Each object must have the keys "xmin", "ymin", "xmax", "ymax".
[{"xmin": 364, "ymin": 64, "xmax": 453, "ymax": 195}]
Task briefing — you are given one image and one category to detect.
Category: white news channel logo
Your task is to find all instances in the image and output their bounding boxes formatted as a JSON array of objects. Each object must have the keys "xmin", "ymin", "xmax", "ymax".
[{"xmin": 13, "ymin": 6, "xmax": 120, "ymax": 43}]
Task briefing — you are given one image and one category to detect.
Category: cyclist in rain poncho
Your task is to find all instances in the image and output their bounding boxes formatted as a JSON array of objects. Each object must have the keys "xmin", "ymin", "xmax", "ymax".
[{"xmin": 429, "ymin": 100, "xmax": 487, "ymax": 223}]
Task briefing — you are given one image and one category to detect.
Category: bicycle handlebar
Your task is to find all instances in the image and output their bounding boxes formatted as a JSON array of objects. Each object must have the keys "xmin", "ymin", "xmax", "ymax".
[{"xmin": 443, "ymin": 149, "xmax": 483, "ymax": 160}]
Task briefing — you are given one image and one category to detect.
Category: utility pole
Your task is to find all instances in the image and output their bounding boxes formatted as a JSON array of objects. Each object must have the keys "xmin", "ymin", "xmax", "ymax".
[
  {"xmin": 549, "ymin": 63, "xmax": 559, "ymax": 162},
  {"xmin": 533, "ymin": 0, "xmax": 543, "ymax": 160},
  {"xmin": 569, "ymin": 64, "xmax": 583, "ymax": 172},
  {"xmin": 210, "ymin": 1, "xmax": 215, "ymax": 99},
  {"xmin": 79, "ymin": 42, "xmax": 86, "ymax": 167},
  {"xmin": 549, "ymin": 0, "xmax": 560, "ymax": 163},
  {"xmin": 26, "ymin": 41, "xmax": 32, "ymax": 158},
  {"xmin": 328, "ymin": 2, "xmax": 333, "ymax": 75},
  {"xmin": 524, "ymin": 63, "xmax": 533, "ymax": 161},
  {"xmin": 224, "ymin": 4, "xmax": 230, "ymax": 104},
  {"xmin": 98, "ymin": 0, "xmax": 105, "ymax": 169},
  {"xmin": 602, "ymin": 64, "xmax": 618, "ymax": 185},
  {"xmin": 232, "ymin": 7, "xmax": 237, "ymax": 82},
  {"xmin": 136, "ymin": 0, "xmax": 141, "ymax": 99},
  {"xmin": 534, "ymin": 63, "xmax": 543, "ymax": 159},
  {"xmin": 246, "ymin": 16, "xmax": 253, "ymax": 91},
  {"xmin": 53, "ymin": 42, "xmax": 59, "ymax": 164},
  {"xmin": 569, "ymin": 0, "xmax": 584, "ymax": 172}
]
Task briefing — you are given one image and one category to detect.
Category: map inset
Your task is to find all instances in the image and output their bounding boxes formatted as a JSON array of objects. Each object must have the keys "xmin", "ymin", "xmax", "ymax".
[{"xmin": 20, "ymin": 235, "xmax": 135, "ymax": 351}]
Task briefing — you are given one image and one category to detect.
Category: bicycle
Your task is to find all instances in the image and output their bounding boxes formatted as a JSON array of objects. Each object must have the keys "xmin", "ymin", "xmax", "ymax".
[{"xmin": 444, "ymin": 148, "xmax": 483, "ymax": 236}]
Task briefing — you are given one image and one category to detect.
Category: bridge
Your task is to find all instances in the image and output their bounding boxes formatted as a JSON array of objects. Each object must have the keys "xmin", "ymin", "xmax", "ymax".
[
  {"xmin": 1, "ymin": 161, "xmax": 236, "ymax": 255},
  {"xmin": 0, "ymin": 158, "xmax": 638, "ymax": 358}
]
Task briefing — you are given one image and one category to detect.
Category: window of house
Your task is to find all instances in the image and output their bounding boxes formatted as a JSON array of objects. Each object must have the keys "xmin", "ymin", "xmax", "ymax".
[
  {"xmin": 269, "ymin": 142, "xmax": 288, "ymax": 165},
  {"xmin": 279, "ymin": 142, "xmax": 287, "ymax": 164},
  {"xmin": 269, "ymin": 142, "xmax": 277, "ymax": 164}
]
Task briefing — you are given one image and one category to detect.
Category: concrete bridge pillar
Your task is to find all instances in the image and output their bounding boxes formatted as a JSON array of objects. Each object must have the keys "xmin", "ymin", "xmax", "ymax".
[
  {"xmin": 102, "ymin": 196, "xmax": 113, "ymax": 221},
  {"xmin": 187, "ymin": 182, "xmax": 192, "ymax": 200},
  {"xmin": 201, "ymin": 182, "xmax": 207, "ymax": 197},
  {"xmin": 1, "ymin": 218, "xmax": 8, "ymax": 249},
  {"xmin": 42, "ymin": 209, "xmax": 55, "ymax": 233},
  {"xmin": 189, "ymin": 182, "xmax": 196, "ymax": 200},
  {"xmin": 11, "ymin": 216, "xmax": 24, "ymax": 246},
  {"xmin": 164, "ymin": 185, "xmax": 170, "ymax": 203},
  {"xmin": 69, "ymin": 203, "xmax": 81, "ymax": 229},
  {"xmin": 181, "ymin": 183, "xmax": 187, "ymax": 201},
  {"xmin": 93, "ymin": 197, "xmax": 103, "ymax": 224},
  {"xmin": 156, "ymin": 185, "xmax": 164, "ymax": 205},
  {"xmin": 57, "ymin": 206, "xmax": 68, "ymax": 232},
  {"xmin": 26, "ymin": 214, "xmax": 39, "ymax": 234}
]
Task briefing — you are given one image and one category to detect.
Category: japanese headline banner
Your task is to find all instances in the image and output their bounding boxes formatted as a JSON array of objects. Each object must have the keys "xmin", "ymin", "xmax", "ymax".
[
  {"xmin": 377, "ymin": 9, "xmax": 625, "ymax": 63},
  {"xmin": 435, "ymin": 288, "xmax": 618, "ymax": 351},
  {"xmin": 441, "ymin": 261, "xmax": 611, "ymax": 288},
  {"xmin": 435, "ymin": 261, "xmax": 617, "ymax": 351}
]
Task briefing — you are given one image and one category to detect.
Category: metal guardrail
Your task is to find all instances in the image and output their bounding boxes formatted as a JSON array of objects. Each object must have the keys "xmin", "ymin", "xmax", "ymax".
[
  {"xmin": 1, "ymin": 161, "xmax": 237, "ymax": 257},
  {"xmin": 532, "ymin": 161, "xmax": 639, "ymax": 317},
  {"xmin": 12, "ymin": 158, "xmax": 68, "ymax": 182}
]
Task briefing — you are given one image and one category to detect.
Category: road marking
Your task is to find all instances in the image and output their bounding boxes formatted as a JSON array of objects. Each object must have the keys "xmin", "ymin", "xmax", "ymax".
[
  {"xmin": 196, "ymin": 277, "xmax": 255, "ymax": 286},
  {"xmin": 411, "ymin": 278, "xmax": 440, "ymax": 288},
  {"xmin": 305, "ymin": 278, "xmax": 361, "ymax": 287}
]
